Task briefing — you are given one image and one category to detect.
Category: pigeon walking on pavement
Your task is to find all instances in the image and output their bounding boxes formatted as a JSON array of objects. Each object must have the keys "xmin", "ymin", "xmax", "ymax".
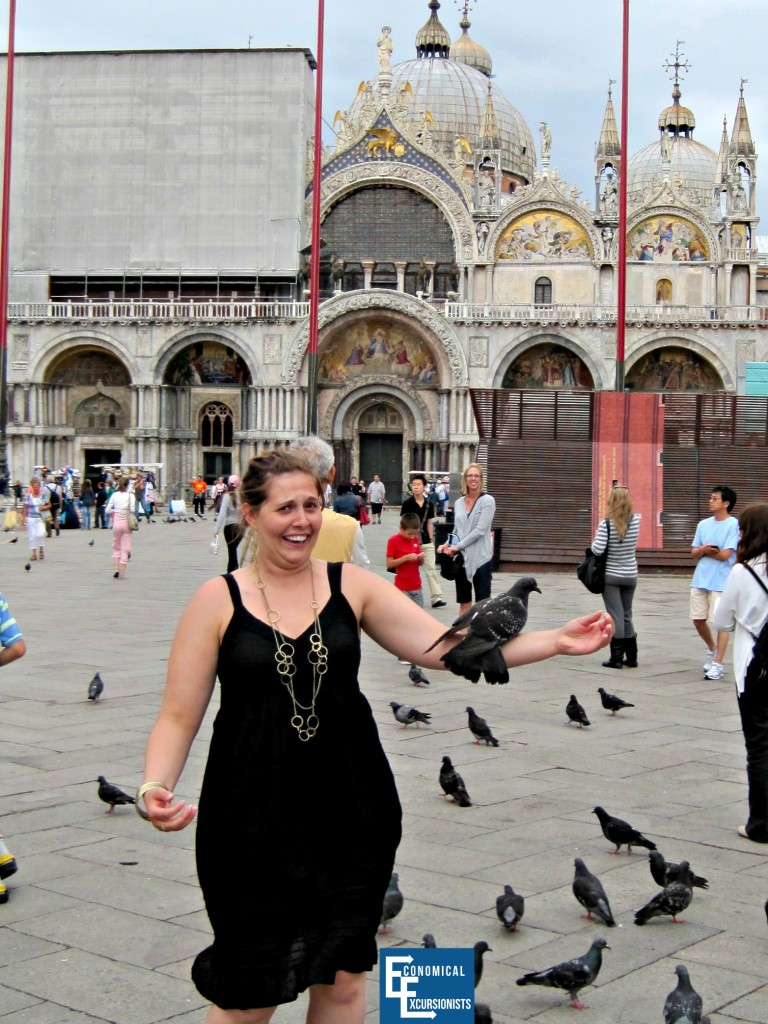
[
  {"xmin": 422, "ymin": 933, "xmax": 436, "ymax": 948},
  {"xmin": 597, "ymin": 687, "xmax": 635, "ymax": 715},
  {"xmin": 408, "ymin": 664, "xmax": 430, "ymax": 687},
  {"xmin": 516, "ymin": 937, "xmax": 609, "ymax": 1010},
  {"xmin": 473, "ymin": 940, "xmax": 491, "ymax": 989},
  {"xmin": 379, "ymin": 872, "xmax": 404, "ymax": 934},
  {"xmin": 389, "ymin": 701, "xmax": 431, "ymax": 728},
  {"xmin": 474, "ymin": 1003, "xmax": 493, "ymax": 1023},
  {"xmin": 467, "ymin": 706, "xmax": 499, "ymax": 746},
  {"xmin": 572, "ymin": 858, "xmax": 615, "ymax": 926},
  {"xmin": 423, "ymin": 577, "xmax": 541, "ymax": 684},
  {"xmin": 566, "ymin": 694, "xmax": 590, "ymax": 728},
  {"xmin": 496, "ymin": 884, "xmax": 525, "ymax": 932},
  {"xmin": 97, "ymin": 776, "xmax": 135, "ymax": 813},
  {"xmin": 439, "ymin": 755, "xmax": 472, "ymax": 806},
  {"xmin": 649, "ymin": 851, "xmax": 709, "ymax": 890},
  {"xmin": 663, "ymin": 964, "xmax": 709, "ymax": 1024},
  {"xmin": 635, "ymin": 864, "xmax": 694, "ymax": 925},
  {"xmin": 592, "ymin": 805, "xmax": 657, "ymax": 854},
  {"xmin": 87, "ymin": 672, "xmax": 104, "ymax": 701}
]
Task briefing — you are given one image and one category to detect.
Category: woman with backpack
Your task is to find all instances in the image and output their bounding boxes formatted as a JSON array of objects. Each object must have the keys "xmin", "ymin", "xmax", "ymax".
[{"xmin": 714, "ymin": 502, "xmax": 768, "ymax": 843}]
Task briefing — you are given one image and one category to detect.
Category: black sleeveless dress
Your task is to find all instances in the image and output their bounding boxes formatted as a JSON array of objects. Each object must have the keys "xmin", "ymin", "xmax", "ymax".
[{"xmin": 191, "ymin": 563, "xmax": 402, "ymax": 1010}]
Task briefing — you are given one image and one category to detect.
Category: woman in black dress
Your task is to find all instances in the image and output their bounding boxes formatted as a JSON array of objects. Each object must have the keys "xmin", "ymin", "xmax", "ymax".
[{"xmin": 140, "ymin": 450, "xmax": 613, "ymax": 1024}]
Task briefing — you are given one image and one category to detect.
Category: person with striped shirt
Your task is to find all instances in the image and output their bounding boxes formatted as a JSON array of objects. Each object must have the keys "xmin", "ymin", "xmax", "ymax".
[{"xmin": 590, "ymin": 486, "xmax": 641, "ymax": 669}]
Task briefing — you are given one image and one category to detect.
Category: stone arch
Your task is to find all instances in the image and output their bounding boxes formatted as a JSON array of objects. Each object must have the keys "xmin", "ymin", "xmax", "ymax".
[
  {"xmin": 490, "ymin": 201, "xmax": 601, "ymax": 263},
  {"xmin": 313, "ymin": 163, "xmax": 477, "ymax": 263},
  {"xmin": 491, "ymin": 328, "xmax": 606, "ymax": 390},
  {"xmin": 73, "ymin": 393, "xmax": 126, "ymax": 433},
  {"xmin": 325, "ymin": 381, "xmax": 433, "ymax": 441},
  {"xmin": 155, "ymin": 329, "xmax": 258, "ymax": 387},
  {"xmin": 626, "ymin": 333, "xmax": 731, "ymax": 391},
  {"xmin": 283, "ymin": 290, "xmax": 468, "ymax": 388},
  {"xmin": 34, "ymin": 332, "xmax": 135, "ymax": 383},
  {"xmin": 624, "ymin": 208, "xmax": 719, "ymax": 263}
]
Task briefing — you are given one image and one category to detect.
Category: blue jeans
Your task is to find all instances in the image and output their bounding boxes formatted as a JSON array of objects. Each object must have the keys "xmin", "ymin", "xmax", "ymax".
[{"xmin": 81, "ymin": 505, "xmax": 92, "ymax": 529}]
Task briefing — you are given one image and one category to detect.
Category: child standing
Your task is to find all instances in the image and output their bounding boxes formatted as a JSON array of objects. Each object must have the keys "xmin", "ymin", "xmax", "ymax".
[{"xmin": 387, "ymin": 513, "xmax": 426, "ymax": 669}]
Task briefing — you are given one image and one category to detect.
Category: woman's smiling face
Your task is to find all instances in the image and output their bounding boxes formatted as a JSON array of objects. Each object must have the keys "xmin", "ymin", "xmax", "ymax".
[{"xmin": 245, "ymin": 472, "xmax": 324, "ymax": 567}]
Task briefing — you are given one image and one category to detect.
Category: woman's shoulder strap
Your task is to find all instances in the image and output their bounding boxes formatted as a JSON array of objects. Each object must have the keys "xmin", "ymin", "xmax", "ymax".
[
  {"xmin": 221, "ymin": 572, "xmax": 243, "ymax": 609},
  {"xmin": 326, "ymin": 561, "xmax": 343, "ymax": 594}
]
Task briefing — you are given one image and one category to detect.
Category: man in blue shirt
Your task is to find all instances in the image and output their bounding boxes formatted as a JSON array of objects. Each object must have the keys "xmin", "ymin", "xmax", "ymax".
[
  {"xmin": 0, "ymin": 590, "xmax": 26, "ymax": 903},
  {"xmin": 690, "ymin": 485, "xmax": 739, "ymax": 680}
]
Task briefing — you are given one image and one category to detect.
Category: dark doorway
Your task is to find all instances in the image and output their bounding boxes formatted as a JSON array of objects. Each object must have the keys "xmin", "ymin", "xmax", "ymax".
[
  {"xmin": 203, "ymin": 452, "xmax": 232, "ymax": 484},
  {"xmin": 84, "ymin": 448, "xmax": 121, "ymax": 486},
  {"xmin": 360, "ymin": 434, "xmax": 403, "ymax": 504}
]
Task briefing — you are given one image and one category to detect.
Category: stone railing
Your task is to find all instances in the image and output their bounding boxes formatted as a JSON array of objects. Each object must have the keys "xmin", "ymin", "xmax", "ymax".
[
  {"xmin": 443, "ymin": 303, "xmax": 768, "ymax": 325},
  {"xmin": 8, "ymin": 299, "xmax": 311, "ymax": 324}
]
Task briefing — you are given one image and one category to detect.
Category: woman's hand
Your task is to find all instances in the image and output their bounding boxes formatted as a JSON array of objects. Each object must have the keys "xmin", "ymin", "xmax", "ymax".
[
  {"xmin": 144, "ymin": 787, "xmax": 198, "ymax": 833},
  {"xmin": 555, "ymin": 611, "xmax": 614, "ymax": 656}
]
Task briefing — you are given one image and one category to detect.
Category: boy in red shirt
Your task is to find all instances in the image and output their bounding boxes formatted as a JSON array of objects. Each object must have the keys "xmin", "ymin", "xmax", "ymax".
[{"xmin": 386, "ymin": 513, "xmax": 424, "ymax": 607}]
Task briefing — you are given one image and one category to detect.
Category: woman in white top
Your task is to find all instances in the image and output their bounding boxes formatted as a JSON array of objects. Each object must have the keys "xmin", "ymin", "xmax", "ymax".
[
  {"xmin": 714, "ymin": 502, "xmax": 768, "ymax": 843},
  {"xmin": 214, "ymin": 475, "xmax": 243, "ymax": 573},
  {"xmin": 21, "ymin": 477, "xmax": 51, "ymax": 561},
  {"xmin": 105, "ymin": 478, "xmax": 136, "ymax": 580},
  {"xmin": 590, "ymin": 486, "xmax": 641, "ymax": 669}
]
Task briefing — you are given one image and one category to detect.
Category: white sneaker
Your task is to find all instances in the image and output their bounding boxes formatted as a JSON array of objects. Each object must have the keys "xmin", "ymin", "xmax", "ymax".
[
  {"xmin": 704, "ymin": 661, "xmax": 724, "ymax": 680},
  {"xmin": 703, "ymin": 649, "xmax": 717, "ymax": 671}
]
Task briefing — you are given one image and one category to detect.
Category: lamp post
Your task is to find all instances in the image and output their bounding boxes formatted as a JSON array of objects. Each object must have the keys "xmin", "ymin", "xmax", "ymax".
[
  {"xmin": 615, "ymin": 0, "xmax": 629, "ymax": 391},
  {"xmin": 0, "ymin": 0, "xmax": 16, "ymax": 482},
  {"xmin": 305, "ymin": 0, "xmax": 325, "ymax": 436}
]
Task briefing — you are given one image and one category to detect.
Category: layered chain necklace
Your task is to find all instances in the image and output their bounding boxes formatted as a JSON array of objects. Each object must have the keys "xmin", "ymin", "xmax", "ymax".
[{"xmin": 255, "ymin": 564, "xmax": 328, "ymax": 741}]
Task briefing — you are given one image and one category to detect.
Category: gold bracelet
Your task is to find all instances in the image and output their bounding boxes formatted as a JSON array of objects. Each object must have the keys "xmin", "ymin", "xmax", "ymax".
[{"xmin": 135, "ymin": 780, "xmax": 168, "ymax": 821}]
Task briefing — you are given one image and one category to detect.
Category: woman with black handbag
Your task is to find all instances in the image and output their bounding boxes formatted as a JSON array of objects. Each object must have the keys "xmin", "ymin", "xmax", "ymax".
[
  {"xmin": 438, "ymin": 463, "xmax": 495, "ymax": 615},
  {"xmin": 590, "ymin": 485, "xmax": 641, "ymax": 669}
]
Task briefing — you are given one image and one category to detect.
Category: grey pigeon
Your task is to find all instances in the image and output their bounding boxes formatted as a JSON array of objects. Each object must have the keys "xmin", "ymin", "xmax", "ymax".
[
  {"xmin": 8, "ymin": 536, "xmax": 17, "ymax": 543},
  {"xmin": 439, "ymin": 755, "xmax": 472, "ymax": 806},
  {"xmin": 89, "ymin": 539, "xmax": 95, "ymax": 546},
  {"xmin": 97, "ymin": 775, "xmax": 135, "ymax": 813},
  {"xmin": 664, "ymin": 964, "xmax": 707, "ymax": 1024},
  {"xmin": 597, "ymin": 686, "xmax": 635, "ymax": 715},
  {"xmin": 635, "ymin": 863, "xmax": 693, "ymax": 925},
  {"xmin": 408, "ymin": 664, "xmax": 430, "ymax": 687},
  {"xmin": 87, "ymin": 672, "xmax": 104, "ymax": 701},
  {"xmin": 422, "ymin": 932, "xmax": 436, "ymax": 948},
  {"xmin": 516, "ymin": 937, "xmax": 609, "ymax": 1010},
  {"xmin": 496, "ymin": 884, "xmax": 524, "ymax": 931},
  {"xmin": 24, "ymin": 562, "xmax": 31, "ymax": 570},
  {"xmin": 379, "ymin": 872, "xmax": 403, "ymax": 934},
  {"xmin": 593, "ymin": 805, "xmax": 657, "ymax": 854},
  {"xmin": 566, "ymin": 694, "xmax": 590, "ymax": 728},
  {"xmin": 572, "ymin": 858, "xmax": 615, "ymax": 926},
  {"xmin": 649, "ymin": 851, "xmax": 709, "ymax": 890},
  {"xmin": 424, "ymin": 577, "xmax": 541, "ymax": 684},
  {"xmin": 475, "ymin": 1003, "xmax": 493, "ymax": 1024},
  {"xmin": 389, "ymin": 701, "xmax": 431, "ymax": 728},
  {"xmin": 473, "ymin": 940, "xmax": 491, "ymax": 989},
  {"xmin": 467, "ymin": 706, "xmax": 499, "ymax": 746}
]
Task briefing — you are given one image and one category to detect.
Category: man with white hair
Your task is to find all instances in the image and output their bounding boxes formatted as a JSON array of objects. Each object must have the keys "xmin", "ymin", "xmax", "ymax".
[{"xmin": 289, "ymin": 436, "xmax": 370, "ymax": 567}]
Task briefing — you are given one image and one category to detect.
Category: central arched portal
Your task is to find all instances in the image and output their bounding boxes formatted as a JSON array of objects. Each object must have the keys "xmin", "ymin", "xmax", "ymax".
[{"xmin": 357, "ymin": 402, "xmax": 405, "ymax": 504}]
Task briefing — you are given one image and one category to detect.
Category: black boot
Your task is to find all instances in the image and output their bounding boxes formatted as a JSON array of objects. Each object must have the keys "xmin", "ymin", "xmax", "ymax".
[
  {"xmin": 602, "ymin": 638, "xmax": 624, "ymax": 669},
  {"xmin": 623, "ymin": 635, "xmax": 638, "ymax": 668}
]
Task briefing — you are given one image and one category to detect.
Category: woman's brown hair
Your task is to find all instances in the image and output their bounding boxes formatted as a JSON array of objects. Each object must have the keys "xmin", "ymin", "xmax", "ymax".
[{"xmin": 736, "ymin": 502, "xmax": 768, "ymax": 564}]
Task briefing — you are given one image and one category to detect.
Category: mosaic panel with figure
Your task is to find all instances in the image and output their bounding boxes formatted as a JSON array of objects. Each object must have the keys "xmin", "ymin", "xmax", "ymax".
[
  {"xmin": 319, "ymin": 321, "xmax": 438, "ymax": 384},
  {"xmin": 502, "ymin": 344, "xmax": 594, "ymax": 389},
  {"xmin": 627, "ymin": 348, "xmax": 722, "ymax": 391},
  {"xmin": 496, "ymin": 210, "xmax": 593, "ymax": 262},
  {"xmin": 47, "ymin": 349, "xmax": 130, "ymax": 386},
  {"xmin": 165, "ymin": 342, "xmax": 251, "ymax": 385},
  {"xmin": 627, "ymin": 216, "xmax": 709, "ymax": 262}
]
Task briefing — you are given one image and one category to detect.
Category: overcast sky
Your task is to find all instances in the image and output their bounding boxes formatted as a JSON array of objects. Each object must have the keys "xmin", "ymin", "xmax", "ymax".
[{"xmin": 12, "ymin": 0, "xmax": 767, "ymax": 223}]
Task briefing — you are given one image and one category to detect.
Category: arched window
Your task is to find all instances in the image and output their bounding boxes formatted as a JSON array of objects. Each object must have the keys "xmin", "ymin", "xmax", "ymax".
[
  {"xmin": 656, "ymin": 279, "xmax": 673, "ymax": 304},
  {"xmin": 73, "ymin": 394, "xmax": 125, "ymax": 433},
  {"xmin": 200, "ymin": 403, "xmax": 233, "ymax": 448},
  {"xmin": 534, "ymin": 277, "xmax": 552, "ymax": 305}
]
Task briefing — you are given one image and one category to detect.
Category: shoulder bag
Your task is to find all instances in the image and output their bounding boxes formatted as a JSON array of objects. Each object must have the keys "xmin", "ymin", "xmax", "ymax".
[
  {"xmin": 127, "ymin": 494, "xmax": 139, "ymax": 531},
  {"xmin": 743, "ymin": 563, "xmax": 768, "ymax": 680},
  {"xmin": 577, "ymin": 519, "xmax": 611, "ymax": 594}
]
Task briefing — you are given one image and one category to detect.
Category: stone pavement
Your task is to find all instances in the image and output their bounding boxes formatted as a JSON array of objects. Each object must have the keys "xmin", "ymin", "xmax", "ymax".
[{"xmin": 0, "ymin": 509, "xmax": 766, "ymax": 1023}]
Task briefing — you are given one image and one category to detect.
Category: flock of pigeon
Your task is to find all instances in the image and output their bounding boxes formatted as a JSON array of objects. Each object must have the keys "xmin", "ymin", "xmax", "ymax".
[{"xmin": 377, "ymin": 576, "xmax": 756, "ymax": 1020}]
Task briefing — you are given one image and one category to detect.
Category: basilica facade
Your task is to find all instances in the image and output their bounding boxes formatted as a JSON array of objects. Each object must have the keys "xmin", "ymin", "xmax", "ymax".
[{"xmin": 4, "ymin": 0, "xmax": 764, "ymax": 503}]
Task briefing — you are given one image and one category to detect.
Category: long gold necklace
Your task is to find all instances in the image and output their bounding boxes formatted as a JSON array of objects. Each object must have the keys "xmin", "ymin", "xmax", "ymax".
[{"xmin": 255, "ymin": 564, "xmax": 328, "ymax": 741}]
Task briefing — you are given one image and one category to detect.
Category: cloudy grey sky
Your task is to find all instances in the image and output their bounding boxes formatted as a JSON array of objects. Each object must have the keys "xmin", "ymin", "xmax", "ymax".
[{"xmin": 13, "ymin": 0, "xmax": 767, "ymax": 221}]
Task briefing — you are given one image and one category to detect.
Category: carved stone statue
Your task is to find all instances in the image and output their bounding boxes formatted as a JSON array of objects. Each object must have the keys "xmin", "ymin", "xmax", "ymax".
[
  {"xmin": 478, "ymin": 168, "xmax": 496, "ymax": 208},
  {"xmin": 476, "ymin": 221, "xmax": 490, "ymax": 253},
  {"xmin": 600, "ymin": 173, "xmax": 618, "ymax": 214},
  {"xmin": 415, "ymin": 258, "xmax": 431, "ymax": 293},
  {"xmin": 539, "ymin": 122, "xmax": 552, "ymax": 160},
  {"xmin": 377, "ymin": 26, "xmax": 393, "ymax": 73},
  {"xmin": 660, "ymin": 131, "xmax": 672, "ymax": 163},
  {"xmin": 730, "ymin": 173, "xmax": 748, "ymax": 212},
  {"xmin": 330, "ymin": 255, "xmax": 346, "ymax": 291}
]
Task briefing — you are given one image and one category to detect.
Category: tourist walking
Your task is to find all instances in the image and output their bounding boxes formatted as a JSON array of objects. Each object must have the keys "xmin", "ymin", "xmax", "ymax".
[
  {"xmin": 367, "ymin": 474, "xmax": 386, "ymax": 524},
  {"xmin": 21, "ymin": 477, "xmax": 50, "ymax": 561},
  {"xmin": 691, "ymin": 485, "xmax": 739, "ymax": 680},
  {"xmin": 105, "ymin": 479, "xmax": 136, "ymax": 580},
  {"xmin": 214, "ymin": 475, "xmax": 243, "ymax": 573},
  {"xmin": 589, "ymin": 485, "xmax": 641, "ymax": 669},
  {"xmin": 438, "ymin": 462, "xmax": 496, "ymax": 615},
  {"xmin": 79, "ymin": 480, "xmax": 95, "ymax": 529}
]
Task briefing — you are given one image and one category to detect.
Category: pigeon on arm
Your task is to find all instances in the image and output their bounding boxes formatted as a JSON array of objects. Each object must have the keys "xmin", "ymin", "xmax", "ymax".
[{"xmin": 424, "ymin": 577, "xmax": 541, "ymax": 684}]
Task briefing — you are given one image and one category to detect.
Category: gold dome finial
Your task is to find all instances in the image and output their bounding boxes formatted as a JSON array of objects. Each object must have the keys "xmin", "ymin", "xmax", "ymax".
[{"xmin": 416, "ymin": 0, "xmax": 451, "ymax": 58}]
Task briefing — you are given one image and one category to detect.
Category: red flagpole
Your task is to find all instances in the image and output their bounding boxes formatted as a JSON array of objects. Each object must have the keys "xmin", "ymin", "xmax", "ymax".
[
  {"xmin": 305, "ymin": 0, "xmax": 325, "ymax": 436},
  {"xmin": 0, "ymin": 0, "xmax": 16, "ymax": 479},
  {"xmin": 615, "ymin": 0, "xmax": 629, "ymax": 391}
]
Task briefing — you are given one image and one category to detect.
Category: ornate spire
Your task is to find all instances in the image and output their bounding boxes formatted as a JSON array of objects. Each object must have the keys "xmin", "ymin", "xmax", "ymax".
[
  {"xmin": 596, "ymin": 80, "xmax": 621, "ymax": 159},
  {"xmin": 450, "ymin": 1, "xmax": 492, "ymax": 77},
  {"xmin": 480, "ymin": 80, "xmax": 500, "ymax": 149},
  {"xmin": 730, "ymin": 79, "xmax": 755, "ymax": 158},
  {"xmin": 415, "ymin": 0, "xmax": 451, "ymax": 59},
  {"xmin": 715, "ymin": 115, "xmax": 729, "ymax": 185}
]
